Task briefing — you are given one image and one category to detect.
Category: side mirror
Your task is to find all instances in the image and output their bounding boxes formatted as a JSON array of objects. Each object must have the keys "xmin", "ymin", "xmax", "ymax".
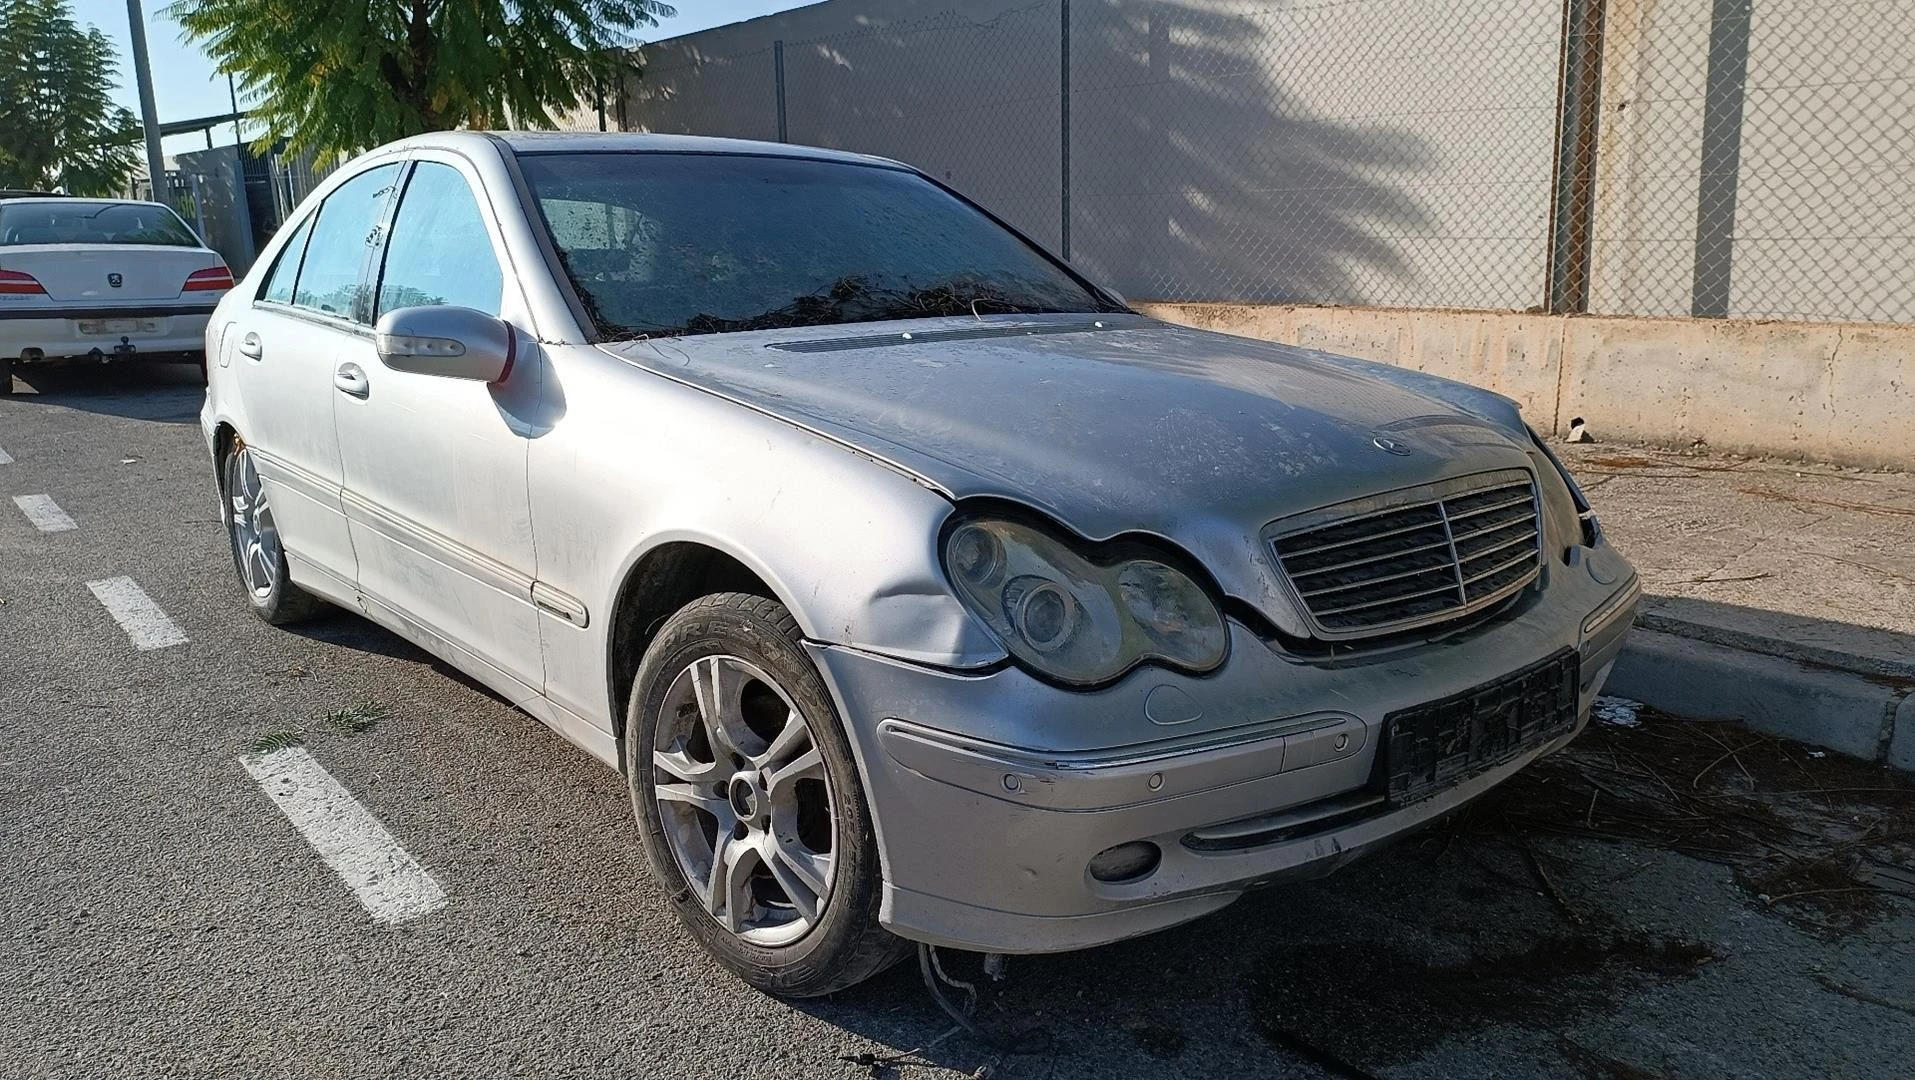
[{"xmin": 374, "ymin": 305, "xmax": 513, "ymax": 382}]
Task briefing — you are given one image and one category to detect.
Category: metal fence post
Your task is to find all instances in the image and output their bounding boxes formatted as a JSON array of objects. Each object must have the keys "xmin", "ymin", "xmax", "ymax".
[
  {"xmin": 1060, "ymin": 0, "xmax": 1071, "ymax": 260},
  {"xmin": 775, "ymin": 40, "xmax": 789, "ymax": 143},
  {"xmin": 1545, "ymin": 0, "xmax": 1607, "ymax": 314}
]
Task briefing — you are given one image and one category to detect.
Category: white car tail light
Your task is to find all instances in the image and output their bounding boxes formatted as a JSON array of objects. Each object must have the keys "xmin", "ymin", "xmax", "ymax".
[
  {"xmin": 183, "ymin": 266, "xmax": 235, "ymax": 292},
  {"xmin": 0, "ymin": 268, "xmax": 46, "ymax": 295}
]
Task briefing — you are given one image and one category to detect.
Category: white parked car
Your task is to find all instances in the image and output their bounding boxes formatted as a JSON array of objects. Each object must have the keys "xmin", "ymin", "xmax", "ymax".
[
  {"xmin": 202, "ymin": 132, "xmax": 1638, "ymax": 997},
  {"xmin": 0, "ymin": 197, "xmax": 232, "ymax": 393}
]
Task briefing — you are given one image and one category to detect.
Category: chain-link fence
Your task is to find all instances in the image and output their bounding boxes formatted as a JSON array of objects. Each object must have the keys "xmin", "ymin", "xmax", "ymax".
[
  {"xmin": 614, "ymin": 0, "xmax": 1913, "ymax": 325},
  {"xmin": 1584, "ymin": 0, "xmax": 1914, "ymax": 322}
]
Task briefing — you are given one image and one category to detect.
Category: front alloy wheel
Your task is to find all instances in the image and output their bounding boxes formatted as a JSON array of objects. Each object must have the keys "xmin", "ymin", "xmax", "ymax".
[
  {"xmin": 653, "ymin": 654, "xmax": 838, "ymax": 945},
  {"xmin": 629, "ymin": 593, "xmax": 906, "ymax": 996}
]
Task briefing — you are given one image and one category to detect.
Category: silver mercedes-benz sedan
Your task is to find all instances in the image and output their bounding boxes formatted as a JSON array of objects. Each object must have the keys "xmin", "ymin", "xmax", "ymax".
[{"xmin": 201, "ymin": 131, "xmax": 1638, "ymax": 997}]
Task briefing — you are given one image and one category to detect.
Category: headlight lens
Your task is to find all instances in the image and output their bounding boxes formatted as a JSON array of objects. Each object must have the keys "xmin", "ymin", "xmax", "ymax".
[{"xmin": 942, "ymin": 518, "xmax": 1228, "ymax": 685}]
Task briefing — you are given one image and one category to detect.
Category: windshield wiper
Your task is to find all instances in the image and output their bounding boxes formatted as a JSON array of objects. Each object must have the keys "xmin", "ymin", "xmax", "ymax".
[{"xmin": 678, "ymin": 276, "xmax": 1090, "ymax": 335}]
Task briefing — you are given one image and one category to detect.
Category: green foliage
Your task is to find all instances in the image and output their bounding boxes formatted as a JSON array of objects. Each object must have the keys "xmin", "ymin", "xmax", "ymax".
[
  {"xmin": 0, "ymin": 0, "xmax": 141, "ymax": 195},
  {"xmin": 324, "ymin": 702, "xmax": 388, "ymax": 734},
  {"xmin": 248, "ymin": 729, "xmax": 305, "ymax": 754},
  {"xmin": 168, "ymin": 0, "xmax": 676, "ymax": 160}
]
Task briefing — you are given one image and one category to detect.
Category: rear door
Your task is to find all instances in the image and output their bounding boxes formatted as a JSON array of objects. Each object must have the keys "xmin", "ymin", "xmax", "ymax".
[{"xmin": 227, "ymin": 164, "xmax": 403, "ymax": 594}]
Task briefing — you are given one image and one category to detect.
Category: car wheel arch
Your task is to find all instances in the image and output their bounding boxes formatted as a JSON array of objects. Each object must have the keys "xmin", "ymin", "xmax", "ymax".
[{"xmin": 604, "ymin": 539, "xmax": 789, "ymax": 769}]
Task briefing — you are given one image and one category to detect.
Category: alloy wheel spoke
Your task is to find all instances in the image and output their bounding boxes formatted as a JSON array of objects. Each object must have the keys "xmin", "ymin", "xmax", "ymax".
[
  {"xmin": 652, "ymin": 747, "xmax": 723, "ymax": 785},
  {"xmin": 245, "ymin": 541, "xmax": 272, "ymax": 591},
  {"xmin": 690, "ymin": 656, "xmax": 751, "ymax": 762},
  {"xmin": 764, "ymin": 747, "xmax": 824, "ymax": 796},
  {"xmin": 753, "ymin": 710, "xmax": 808, "ymax": 771},
  {"xmin": 764, "ymin": 834, "xmax": 830, "ymax": 920},
  {"xmin": 654, "ymin": 781, "xmax": 731, "ymax": 821},
  {"xmin": 703, "ymin": 835, "xmax": 760, "ymax": 934},
  {"xmin": 238, "ymin": 460, "xmax": 263, "ymax": 514}
]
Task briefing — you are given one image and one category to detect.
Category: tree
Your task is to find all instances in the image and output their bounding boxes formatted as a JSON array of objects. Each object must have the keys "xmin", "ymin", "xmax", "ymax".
[
  {"xmin": 0, "ymin": 0, "xmax": 141, "ymax": 195},
  {"xmin": 169, "ymin": 1, "xmax": 676, "ymax": 159}
]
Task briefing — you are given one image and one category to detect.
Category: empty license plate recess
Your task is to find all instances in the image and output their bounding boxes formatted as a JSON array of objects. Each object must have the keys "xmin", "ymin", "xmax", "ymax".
[
  {"xmin": 77, "ymin": 319, "xmax": 160, "ymax": 334},
  {"xmin": 1382, "ymin": 649, "xmax": 1579, "ymax": 802}
]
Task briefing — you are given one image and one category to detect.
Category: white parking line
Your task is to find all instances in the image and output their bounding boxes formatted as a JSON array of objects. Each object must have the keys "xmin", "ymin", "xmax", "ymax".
[
  {"xmin": 240, "ymin": 747, "xmax": 447, "ymax": 925},
  {"xmin": 0, "ymin": 445, "xmax": 13, "ymax": 465},
  {"xmin": 85, "ymin": 576, "xmax": 189, "ymax": 650},
  {"xmin": 13, "ymin": 493, "xmax": 75, "ymax": 532}
]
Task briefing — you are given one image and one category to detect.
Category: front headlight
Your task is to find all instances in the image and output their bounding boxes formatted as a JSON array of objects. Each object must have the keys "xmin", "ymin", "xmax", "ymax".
[
  {"xmin": 942, "ymin": 517, "xmax": 1228, "ymax": 685},
  {"xmin": 1528, "ymin": 427, "xmax": 1603, "ymax": 547}
]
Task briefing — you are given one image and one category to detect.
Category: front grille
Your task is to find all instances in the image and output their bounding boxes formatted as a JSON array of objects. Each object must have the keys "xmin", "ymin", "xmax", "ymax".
[
  {"xmin": 1269, "ymin": 470, "xmax": 1542, "ymax": 638},
  {"xmin": 1382, "ymin": 649, "xmax": 1579, "ymax": 803}
]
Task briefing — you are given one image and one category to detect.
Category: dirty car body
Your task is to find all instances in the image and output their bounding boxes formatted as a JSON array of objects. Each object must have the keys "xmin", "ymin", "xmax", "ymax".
[{"xmin": 200, "ymin": 132, "xmax": 1638, "ymax": 987}]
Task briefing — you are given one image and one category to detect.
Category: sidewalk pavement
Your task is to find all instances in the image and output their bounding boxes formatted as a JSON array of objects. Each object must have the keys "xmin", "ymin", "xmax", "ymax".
[{"xmin": 1556, "ymin": 440, "xmax": 1915, "ymax": 771}]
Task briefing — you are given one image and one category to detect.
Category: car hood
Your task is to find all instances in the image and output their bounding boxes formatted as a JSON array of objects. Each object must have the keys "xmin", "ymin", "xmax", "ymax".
[{"xmin": 602, "ymin": 313, "xmax": 1543, "ymax": 634}]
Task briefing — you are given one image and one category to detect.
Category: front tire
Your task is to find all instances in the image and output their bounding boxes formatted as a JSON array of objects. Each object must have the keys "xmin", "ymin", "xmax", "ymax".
[
  {"xmin": 221, "ymin": 439, "xmax": 324, "ymax": 625},
  {"xmin": 627, "ymin": 592, "xmax": 907, "ymax": 997},
  {"xmin": 1, "ymin": 356, "xmax": 15, "ymax": 395}
]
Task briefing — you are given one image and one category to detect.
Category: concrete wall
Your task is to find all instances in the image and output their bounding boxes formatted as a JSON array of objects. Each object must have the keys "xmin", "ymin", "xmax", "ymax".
[{"xmin": 1140, "ymin": 302, "xmax": 1915, "ymax": 470}]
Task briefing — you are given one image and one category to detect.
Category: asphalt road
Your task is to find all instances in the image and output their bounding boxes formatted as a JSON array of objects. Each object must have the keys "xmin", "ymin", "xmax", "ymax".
[{"xmin": 3, "ymin": 364, "xmax": 1912, "ymax": 1079}]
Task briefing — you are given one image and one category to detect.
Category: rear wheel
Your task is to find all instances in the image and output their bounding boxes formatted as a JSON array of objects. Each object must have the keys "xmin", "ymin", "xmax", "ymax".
[
  {"xmin": 628, "ymin": 592, "xmax": 907, "ymax": 997},
  {"xmin": 0, "ymin": 356, "xmax": 14, "ymax": 395},
  {"xmin": 222, "ymin": 439, "xmax": 325, "ymax": 625}
]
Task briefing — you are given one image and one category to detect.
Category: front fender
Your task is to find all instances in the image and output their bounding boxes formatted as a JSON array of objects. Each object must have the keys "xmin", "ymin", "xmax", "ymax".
[{"xmin": 528, "ymin": 344, "xmax": 1004, "ymax": 728}]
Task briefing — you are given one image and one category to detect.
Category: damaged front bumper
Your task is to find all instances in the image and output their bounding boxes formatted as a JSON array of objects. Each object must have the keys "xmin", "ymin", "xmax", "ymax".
[{"xmin": 808, "ymin": 540, "xmax": 1640, "ymax": 954}]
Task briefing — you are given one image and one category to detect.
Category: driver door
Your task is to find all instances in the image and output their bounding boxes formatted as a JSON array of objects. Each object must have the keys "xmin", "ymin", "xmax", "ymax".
[{"xmin": 330, "ymin": 156, "xmax": 545, "ymax": 696}]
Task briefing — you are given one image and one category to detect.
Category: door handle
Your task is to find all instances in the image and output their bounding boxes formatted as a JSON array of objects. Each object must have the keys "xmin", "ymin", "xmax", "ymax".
[
  {"xmin": 333, "ymin": 362, "xmax": 370, "ymax": 398},
  {"xmin": 237, "ymin": 332, "xmax": 263, "ymax": 360}
]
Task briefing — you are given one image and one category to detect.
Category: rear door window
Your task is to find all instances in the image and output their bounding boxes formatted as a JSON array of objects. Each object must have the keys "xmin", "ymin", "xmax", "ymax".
[
  {"xmin": 259, "ymin": 214, "xmax": 316, "ymax": 304},
  {"xmin": 292, "ymin": 163, "xmax": 401, "ymax": 323},
  {"xmin": 375, "ymin": 162, "xmax": 505, "ymax": 317}
]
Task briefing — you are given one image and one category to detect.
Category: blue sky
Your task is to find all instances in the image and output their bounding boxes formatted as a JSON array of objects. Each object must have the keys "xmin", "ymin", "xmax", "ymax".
[{"xmin": 70, "ymin": 1, "xmax": 811, "ymax": 152}]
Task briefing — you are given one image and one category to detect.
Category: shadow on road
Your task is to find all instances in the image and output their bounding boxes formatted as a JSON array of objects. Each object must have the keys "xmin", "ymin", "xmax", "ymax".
[
  {"xmin": 778, "ymin": 704, "xmax": 1915, "ymax": 1079},
  {"xmin": 4, "ymin": 362, "xmax": 207, "ymax": 423}
]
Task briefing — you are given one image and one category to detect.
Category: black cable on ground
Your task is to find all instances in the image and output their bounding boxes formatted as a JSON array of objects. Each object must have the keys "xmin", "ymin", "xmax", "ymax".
[{"xmin": 917, "ymin": 943, "xmax": 1053, "ymax": 1055}]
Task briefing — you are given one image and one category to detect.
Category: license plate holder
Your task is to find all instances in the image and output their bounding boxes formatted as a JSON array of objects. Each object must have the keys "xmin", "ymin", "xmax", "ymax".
[
  {"xmin": 77, "ymin": 318, "xmax": 142, "ymax": 335},
  {"xmin": 1381, "ymin": 650, "xmax": 1580, "ymax": 803}
]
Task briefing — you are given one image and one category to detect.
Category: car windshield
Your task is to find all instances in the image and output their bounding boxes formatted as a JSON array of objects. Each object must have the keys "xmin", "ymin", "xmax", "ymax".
[
  {"xmin": 0, "ymin": 202, "xmax": 201, "ymax": 247},
  {"xmin": 517, "ymin": 152, "xmax": 1114, "ymax": 339}
]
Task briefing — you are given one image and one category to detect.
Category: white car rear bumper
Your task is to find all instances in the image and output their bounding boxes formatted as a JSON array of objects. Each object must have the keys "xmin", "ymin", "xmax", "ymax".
[{"xmin": 1, "ymin": 307, "xmax": 213, "ymax": 361}]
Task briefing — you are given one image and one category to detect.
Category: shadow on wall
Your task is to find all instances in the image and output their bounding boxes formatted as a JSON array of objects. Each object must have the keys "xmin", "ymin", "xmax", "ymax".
[
  {"xmin": 782, "ymin": 4, "xmax": 1069, "ymax": 250},
  {"xmin": 625, "ymin": 0, "xmax": 1458, "ymax": 308},
  {"xmin": 1067, "ymin": 0, "xmax": 1436, "ymax": 306}
]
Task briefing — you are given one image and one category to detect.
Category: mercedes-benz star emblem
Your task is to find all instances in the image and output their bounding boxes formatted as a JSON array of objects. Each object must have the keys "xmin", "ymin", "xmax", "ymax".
[{"xmin": 1372, "ymin": 435, "xmax": 1412, "ymax": 456}]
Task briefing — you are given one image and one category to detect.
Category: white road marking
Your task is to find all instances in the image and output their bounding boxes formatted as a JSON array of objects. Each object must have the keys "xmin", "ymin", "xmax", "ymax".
[
  {"xmin": 13, "ymin": 493, "xmax": 75, "ymax": 532},
  {"xmin": 85, "ymin": 576, "xmax": 189, "ymax": 650},
  {"xmin": 0, "ymin": 445, "xmax": 13, "ymax": 465},
  {"xmin": 240, "ymin": 747, "xmax": 447, "ymax": 925}
]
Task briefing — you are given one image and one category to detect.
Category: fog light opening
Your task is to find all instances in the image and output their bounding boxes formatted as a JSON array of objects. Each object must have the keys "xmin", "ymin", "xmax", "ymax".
[{"xmin": 1088, "ymin": 841, "xmax": 1161, "ymax": 884}]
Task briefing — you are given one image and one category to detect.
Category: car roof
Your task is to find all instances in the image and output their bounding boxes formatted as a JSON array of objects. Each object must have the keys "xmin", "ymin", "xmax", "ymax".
[{"xmin": 390, "ymin": 129, "xmax": 907, "ymax": 170}]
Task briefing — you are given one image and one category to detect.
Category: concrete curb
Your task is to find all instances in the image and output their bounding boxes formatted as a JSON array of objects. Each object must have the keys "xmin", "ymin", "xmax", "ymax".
[{"xmin": 1608, "ymin": 623, "xmax": 1915, "ymax": 772}]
